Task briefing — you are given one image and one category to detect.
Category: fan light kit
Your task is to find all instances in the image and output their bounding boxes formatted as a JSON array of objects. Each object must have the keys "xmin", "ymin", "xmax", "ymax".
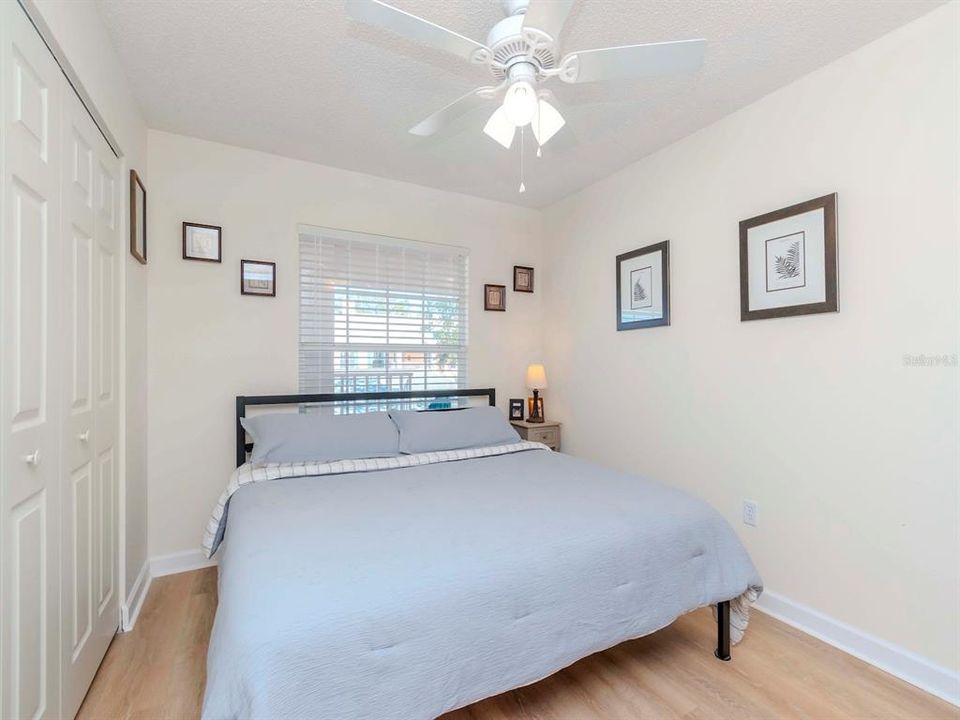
[{"xmin": 347, "ymin": 0, "xmax": 706, "ymax": 192}]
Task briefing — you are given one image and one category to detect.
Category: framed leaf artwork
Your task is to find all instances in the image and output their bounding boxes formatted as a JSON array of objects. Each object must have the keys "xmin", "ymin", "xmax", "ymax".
[
  {"xmin": 616, "ymin": 241, "xmax": 670, "ymax": 330},
  {"xmin": 739, "ymin": 193, "xmax": 838, "ymax": 321}
]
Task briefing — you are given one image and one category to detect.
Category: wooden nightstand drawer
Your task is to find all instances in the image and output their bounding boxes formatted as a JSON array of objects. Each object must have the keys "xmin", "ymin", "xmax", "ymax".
[
  {"xmin": 510, "ymin": 420, "xmax": 561, "ymax": 451},
  {"xmin": 527, "ymin": 426, "xmax": 558, "ymax": 447}
]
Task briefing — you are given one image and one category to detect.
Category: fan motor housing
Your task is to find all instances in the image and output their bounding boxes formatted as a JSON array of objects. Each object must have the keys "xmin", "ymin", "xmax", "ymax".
[{"xmin": 486, "ymin": 14, "xmax": 556, "ymax": 80}]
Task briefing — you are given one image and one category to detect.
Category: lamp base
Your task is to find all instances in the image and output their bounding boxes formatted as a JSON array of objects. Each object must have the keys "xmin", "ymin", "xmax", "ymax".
[{"xmin": 527, "ymin": 389, "xmax": 544, "ymax": 423}]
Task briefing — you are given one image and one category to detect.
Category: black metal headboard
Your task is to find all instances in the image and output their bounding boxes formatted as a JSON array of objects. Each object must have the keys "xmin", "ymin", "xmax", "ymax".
[{"xmin": 235, "ymin": 388, "xmax": 496, "ymax": 467}]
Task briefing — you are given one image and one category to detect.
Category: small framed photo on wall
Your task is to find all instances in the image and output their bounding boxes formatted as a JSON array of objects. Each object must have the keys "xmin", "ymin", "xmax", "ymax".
[
  {"xmin": 241, "ymin": 259, "xmax": 276, "ymax": 297},
  {"xmin": 739, "ymin": 193, "xmax": 838, "ymax": 321},
  {"xmin": 616, "ymin": 240, "xmax": 670, "ymax": 330},
  {"xmin": 484, "ymin": 284, "xmax": 506, "ymax": 311},
  {"xmin": 513, "ymin": 265, "xmax": 534, "ymax": 293},
  {"xmin": 509, "ymin": 398, "xmax": 525, "ymax": 421},
  {"xmin": 183, "ymin": 222, "xmax": 222, "ymax": 262}
]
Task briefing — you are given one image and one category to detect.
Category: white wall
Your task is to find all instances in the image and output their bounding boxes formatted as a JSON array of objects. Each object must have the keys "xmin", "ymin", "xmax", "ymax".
[
  {"xmin": 145, "ymin": 130, "xmax": 542, "ymax": 558},
  {"xmin": 31, "ymin": 0, "xmax": 150, "ymax": 601},
  {"xmin": 541, "ymin": 3, "xmax": 959, "ymax": 673}
]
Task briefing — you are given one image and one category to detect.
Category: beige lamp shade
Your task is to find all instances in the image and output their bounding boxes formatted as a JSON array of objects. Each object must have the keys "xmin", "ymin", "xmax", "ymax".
[{"xmin": 526, "ymin": 363, "xmax": 548, "ymax": 390}]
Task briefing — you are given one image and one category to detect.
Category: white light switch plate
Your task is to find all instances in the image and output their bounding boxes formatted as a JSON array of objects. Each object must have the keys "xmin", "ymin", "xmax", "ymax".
[{"xmin": 742, "ymin": 500, "xmax": 759, "ymax": 527}]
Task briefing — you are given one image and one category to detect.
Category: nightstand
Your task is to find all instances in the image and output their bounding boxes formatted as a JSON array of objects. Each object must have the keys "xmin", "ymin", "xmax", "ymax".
[{"xmin": 511, "ymin": 420, "xmax": 561, "ymax": 451}]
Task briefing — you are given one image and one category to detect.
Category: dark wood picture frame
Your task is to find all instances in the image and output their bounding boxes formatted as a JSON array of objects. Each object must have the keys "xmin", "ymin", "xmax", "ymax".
[
  {"xmin": 484, "ymin": 283, "xmax": 506, "ymax": 311},
  {"xmin": 513, "ymin": 265, "xmax": 534, "ymax": 293},
  {"xmin": 509, "ymin": 398, "xmax": 525, "ymax": 421},
  {"xmin": 129, "ymin": 169, "xmax": 146, "ymax": 264},
  {"xmin": 616, "ymin": 240, "xmax": 670, "ymax": 331},
  {"xmin": 240, "ymin": 259, "xmax": 277, "ymax": 297},
  {"xmin": 739, "ymin": 193, "xmax": 838, "ymax": 321},
  {"xmin": 182, "ymin": 222, "xmax": 223, "ymax": 263}
]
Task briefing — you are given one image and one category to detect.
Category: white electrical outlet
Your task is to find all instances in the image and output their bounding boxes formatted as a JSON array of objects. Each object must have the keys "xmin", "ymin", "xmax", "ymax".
[{"xmin": 742, "ymin": 500, "xmax": 759, "ymax": 527}]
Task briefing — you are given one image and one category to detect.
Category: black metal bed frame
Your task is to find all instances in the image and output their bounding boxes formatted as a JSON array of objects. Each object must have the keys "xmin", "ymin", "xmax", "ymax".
[
  {"xmin": 235, "ymin": 388, "xmax": 497, "ymax": 468},
  {"xmin": 233, "ymin": 386, "xmax": 732, "ymax": 662},
  {"xmin": 716, "ymin": 600, "xmax": 731, "ymax": 661}
]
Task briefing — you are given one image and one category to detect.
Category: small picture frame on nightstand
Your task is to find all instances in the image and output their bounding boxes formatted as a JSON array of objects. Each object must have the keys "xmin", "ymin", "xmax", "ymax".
[{"xmin": 509, "ymin": 398, "xmax": 525, "ymax": 421}]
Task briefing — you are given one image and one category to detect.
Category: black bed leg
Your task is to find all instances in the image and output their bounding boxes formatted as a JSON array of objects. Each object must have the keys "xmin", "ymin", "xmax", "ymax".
[{"xmin": 715, "ymin": 601, "xmax": 731, "ymax": 661}]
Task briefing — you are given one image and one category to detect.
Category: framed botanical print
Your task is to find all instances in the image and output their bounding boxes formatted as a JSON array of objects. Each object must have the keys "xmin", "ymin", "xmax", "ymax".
[
  {"xmin": 739, "ymin": 193, "xmax": 838, "ymax": 321},
  {"xmin": 241, "ymin": 259, "xmax": 276, "ymax": 297},
  {"xmin": 183, "ymin": 222, "xmax": 222, "ymax": 262},
  {"xmin": 509, "ymin": 398, "xmax": 525, "ymax": 421},
  {"xmin": 129, "ymin": 170, "xmax": 146, "ymax": 264},
  {"xmin": 513, "ymin": 265, "xmax": 534, "ymax": 293},
  {"xmin": 484, "ymin": 284, "xmax": 506, "ymax": 311},
  {"xmin": 616, "ymin": 240, "xmax": 670, "ymax": 330}
]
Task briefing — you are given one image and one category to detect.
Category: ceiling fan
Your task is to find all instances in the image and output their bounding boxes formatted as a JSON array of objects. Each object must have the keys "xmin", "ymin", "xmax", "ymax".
[{"xmin": 346, "ymin": 0, "xmax": 706, "ymax": 154}]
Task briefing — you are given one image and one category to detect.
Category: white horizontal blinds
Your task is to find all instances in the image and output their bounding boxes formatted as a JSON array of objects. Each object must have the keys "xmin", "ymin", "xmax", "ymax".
[{"xmin": 299, "ymin": 225, "xmax": 469, "ymax": 413}]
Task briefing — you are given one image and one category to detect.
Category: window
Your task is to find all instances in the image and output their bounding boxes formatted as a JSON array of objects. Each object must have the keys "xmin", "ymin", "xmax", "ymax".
[{"xmin": 299, "ymin": 225, "xmax": 468, "ymax": 411}]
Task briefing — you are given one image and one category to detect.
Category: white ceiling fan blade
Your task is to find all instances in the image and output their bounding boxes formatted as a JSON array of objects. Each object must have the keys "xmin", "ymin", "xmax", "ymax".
[
  {"xmin": 521, "ymin": 0, "xmax": 575, "ymax": 42},
  {"xmin": 346, "ymin": 0, "xmax": 490, "ymax": 63},
  {"xmin": 483, "ymin": 106, "xmax": 516, "ymax": 149},
  {"xmin": 531, "ymin": 99, "xmax": 565, "ymax": 146},
  {"xmin": 409, "ymin": 87, "xmax": 498, "ymax": 137},
  {"xmin": 560, "ymin": 39, "xmax": 706, "ymax": 84}
]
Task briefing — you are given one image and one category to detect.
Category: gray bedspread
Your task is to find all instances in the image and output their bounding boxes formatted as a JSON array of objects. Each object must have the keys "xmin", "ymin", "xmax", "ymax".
[{"xmin": 202, "ymin": 447, "xmax": 762, "ymax": 719}]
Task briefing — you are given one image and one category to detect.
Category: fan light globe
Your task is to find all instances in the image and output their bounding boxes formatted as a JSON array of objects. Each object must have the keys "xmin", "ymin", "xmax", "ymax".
[
  {"xmin": 503, "ymin": 81, "xmax": 537, "ymax": 127},
  {"xmin": 532, "ymin": 99, "xmax": 565, "ymax": 145}
]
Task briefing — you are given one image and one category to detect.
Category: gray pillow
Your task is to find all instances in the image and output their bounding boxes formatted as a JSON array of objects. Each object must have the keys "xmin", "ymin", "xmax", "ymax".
[
  {"xmin": 241, "ymin": 411, "xmax": 400, "ymax": 464},
  {"xmin": 389, "ymin": 406, "xmax": 520, "ymax": 454}
]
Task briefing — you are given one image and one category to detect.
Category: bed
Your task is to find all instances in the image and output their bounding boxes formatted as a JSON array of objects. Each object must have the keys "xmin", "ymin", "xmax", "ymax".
[{"xmin": 200, "ymin": 389, "xmax": 762, "ymax": 720}]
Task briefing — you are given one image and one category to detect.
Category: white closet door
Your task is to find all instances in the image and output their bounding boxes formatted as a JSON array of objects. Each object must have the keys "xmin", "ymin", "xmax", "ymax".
[
  {"xmin": 60, "ymin": 86, "xmax": 119, "ymax": 719},
  {"xmin": 0, "ymin": 4, "xmax": 64, "ymax": 719},
  {"xmin": 92, "ymin": 105, "xmax": 120, "ymax": 655},
  {"xmin": 90, "ymin": 84, "xmax": 121, "ymax": 700}
]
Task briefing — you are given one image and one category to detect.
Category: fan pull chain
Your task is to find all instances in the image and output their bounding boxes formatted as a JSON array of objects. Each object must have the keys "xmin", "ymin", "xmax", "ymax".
[
  {"xmin": 519, "ymin": 126, "xmax": 526, "ymax": 193},
  {"xmin": 536, "ymin": 106, "xmax": 542, "ymax": 157}
]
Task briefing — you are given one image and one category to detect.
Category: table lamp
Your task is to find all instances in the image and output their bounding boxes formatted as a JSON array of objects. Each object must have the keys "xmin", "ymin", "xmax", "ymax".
[{"xmin": 526, "ymin": 363, "xmax": 547, "ymax": 423}]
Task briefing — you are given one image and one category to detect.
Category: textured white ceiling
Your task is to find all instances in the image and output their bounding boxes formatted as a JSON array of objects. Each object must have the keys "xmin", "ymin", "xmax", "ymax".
[{"xmin": 96, "ymin": 0, "xmax": 942, "ymax": 208}]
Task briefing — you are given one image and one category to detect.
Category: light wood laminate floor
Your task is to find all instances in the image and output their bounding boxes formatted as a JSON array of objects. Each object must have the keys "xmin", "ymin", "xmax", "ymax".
[{"xmin": 77, "ymin": 568, "xmax": 958, "ymax": 720}]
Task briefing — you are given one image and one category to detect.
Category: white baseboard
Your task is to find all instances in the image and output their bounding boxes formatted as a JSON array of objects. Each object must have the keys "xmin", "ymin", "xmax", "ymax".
[
  {"xmin": 149, "ymin": 548, "xmax": 217, "ymax": 578},
  {"xmin": 754, "ymin": 590, "xmax": 959, "ymax": 707},
  {"xmin": 120, "ymin": 560, "xmax": 151, "ymax": 632},
  {"xmin": 118, "ymin": 550, "xmax": 216, "ymax": 630}
]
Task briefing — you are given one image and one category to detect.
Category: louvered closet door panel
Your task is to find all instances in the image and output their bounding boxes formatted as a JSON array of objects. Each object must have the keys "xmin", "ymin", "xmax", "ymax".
[
  {"xmin": 59, "ymin": 87, "xmax": 114, "ymax": 720},
  {"xmin": 0, "ymin": 4, "xmax": 63, "ymax": 719}
]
